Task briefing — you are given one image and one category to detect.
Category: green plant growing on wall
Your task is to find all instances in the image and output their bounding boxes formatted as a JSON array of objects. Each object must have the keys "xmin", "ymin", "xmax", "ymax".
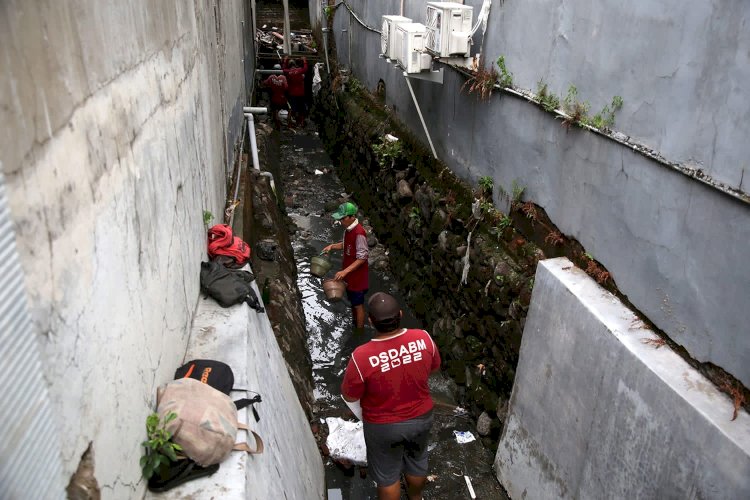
[
  {"xmin": 141, "ymin": 412, "xmax": 182, "ymax": 480},
  {"xmin": 587, "ymin": 95, "xmax": 624, "ymax": 131},
  {"xmin": 536, "ymin": 79, "xmax": 560, "ymax": 112},
  {"xmin": 478, "ymin": 176, "xmax": 493, "ymax": 196},
  {"xmin": 511, "ymin": 180, "xmax": 526, "ymax": 204},
  {"xmin": 496, "ymin": 56, "xmax": 514, "ymax": 88},
  {"xmin": 372, "ymin": 136, "xmax": 403, "ymax": 168},
  {"xmin": 203, "ymin": 210, "xmax": 214, "ymax": 228},
  {"xmin": 462, "ymin": 63, "xmax": 499, "ymax": 101},
  {"xmin": 562, "ymin": 85, "xmax": 590, "ymax": 128},
  {"xmin": 347, "ymin": 77, "xmax": 364, "ymax": 95}
]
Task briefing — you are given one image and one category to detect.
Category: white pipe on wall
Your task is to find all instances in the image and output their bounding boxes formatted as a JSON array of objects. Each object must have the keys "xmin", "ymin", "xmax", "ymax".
[{"xmin": 404, "ymin": 73, "xmax": 438, "ymax": 159}]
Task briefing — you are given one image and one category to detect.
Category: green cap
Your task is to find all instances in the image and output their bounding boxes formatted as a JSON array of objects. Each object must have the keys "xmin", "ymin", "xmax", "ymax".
[{"xmin": 332, "ymin": 202, "xmax": 358, "ymax": 220}]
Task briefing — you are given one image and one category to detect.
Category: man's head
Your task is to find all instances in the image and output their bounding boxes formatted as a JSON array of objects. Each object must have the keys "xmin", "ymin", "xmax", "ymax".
[
  {"xmin": 289, "ymin": 59, "xmax": 298, "ymax": 68},
  {"xmin": 331, "ymin": 201, "xmax": 358, "ymax": 224},
  {"xmin": 368, "ymin": 292, "xmax": 402, "ymax": 333}
]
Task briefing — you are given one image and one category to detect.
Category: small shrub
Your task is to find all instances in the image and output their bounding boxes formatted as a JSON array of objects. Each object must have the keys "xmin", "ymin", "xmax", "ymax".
[
  {"xmin": 544, "ymin": 231, "xmax": 564, "ymax": 246},
  {"xmin": 478, "ymin": 176, "xmax": 493, "ymax": 196},
  {"xmin": 462, "ymin": 63, "xmax": 499, "ymax": 101},
  {"xmin": 496, "ymin": 56, "xmax": 514, "ymax": 88},
  {"xmin": 372, "ymin": 136, "xmax": 403, "ymax": 168},
  {"xmin": 141, "ymin": 412, "xmax": 182, "ymax": 480},
  {"xmin": 562, "ymin": 85, "xmax": 590, "ymax": 128},
  {"xmin": 536, "ymin": 79, "xmax": 560, "ymax": 112}
]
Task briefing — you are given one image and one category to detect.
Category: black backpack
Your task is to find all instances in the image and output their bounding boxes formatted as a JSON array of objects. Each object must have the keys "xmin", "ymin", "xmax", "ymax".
[
  {"xmin": 199, "ymin": 261, "xmax": 265, "ymax": 312},
  {"xmin": 174, "ymin": 359, "xmax": 262, "ymax": 421}
]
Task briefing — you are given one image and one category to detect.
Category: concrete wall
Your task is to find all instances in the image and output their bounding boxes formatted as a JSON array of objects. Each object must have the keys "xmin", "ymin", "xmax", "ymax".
[
  {"xmin": 495, "ymin": 258, "xmax": 750, "ymax": 499},
  {"xmin": 0, "ymin": 1, "xmax": 253, "ymax": 496},
  {"xmin": 323, "ymin": 0, "xmax": 750, "ymax": 386}
]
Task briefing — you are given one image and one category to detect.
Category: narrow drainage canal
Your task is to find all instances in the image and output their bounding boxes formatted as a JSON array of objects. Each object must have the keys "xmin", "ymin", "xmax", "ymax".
[{"xmin": 276, "ymin": 123, "xmax": 506, "ymax": 499}]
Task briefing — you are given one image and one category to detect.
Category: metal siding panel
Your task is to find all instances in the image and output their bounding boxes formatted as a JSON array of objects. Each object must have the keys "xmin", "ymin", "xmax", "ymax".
[{"xmin": 0, "ymin": 174, "xmax": 65, "ymax": 499}]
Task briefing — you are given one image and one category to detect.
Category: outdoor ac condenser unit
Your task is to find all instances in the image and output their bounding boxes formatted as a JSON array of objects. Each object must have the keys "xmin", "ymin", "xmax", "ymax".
[
  {"xmin": 425, "ymin": 2, "xmax": 473, "ymax": 57},
  {"xmin": 394, "ymin": 22, "xmax": 432, "ymax": 74},
  {"xmin": 381, "ymin": 15, "xmax": 412, "ymax": 60}
]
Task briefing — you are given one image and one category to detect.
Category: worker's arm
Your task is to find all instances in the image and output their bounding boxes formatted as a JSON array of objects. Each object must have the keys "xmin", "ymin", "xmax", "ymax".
[
  {"xmin": 341, "ymin": 358, "xmax": 364, "ymax": 420},
  {"xmin": 334, "ymin": 257, "xmax": 365, "ymax": 281},
  {"xmin": 323, "ymin": 241, "xmax": 343, "ymax": 253}
]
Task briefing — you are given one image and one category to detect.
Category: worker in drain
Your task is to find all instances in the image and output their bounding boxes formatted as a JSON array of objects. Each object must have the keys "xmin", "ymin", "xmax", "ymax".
[
  {"xmin": 341, "ymin": 292, "xmax": 441, "ymax": 500},
  {"xmin": 323, "ymin": 201, "xmax": 369, "ymax": 334},
  {"xmin": 281, "ymin": 55, "xmax": 308, "ymax": 128},
  {"xmin": 261, "ymin": 64, "xmax": 288, "ymax": 130}
]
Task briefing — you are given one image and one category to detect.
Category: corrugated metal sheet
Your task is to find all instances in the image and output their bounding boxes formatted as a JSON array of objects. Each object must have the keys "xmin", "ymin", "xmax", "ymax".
[{"xmin": 0, "ymin": 174, "xmax": 64, "ymax": 499}]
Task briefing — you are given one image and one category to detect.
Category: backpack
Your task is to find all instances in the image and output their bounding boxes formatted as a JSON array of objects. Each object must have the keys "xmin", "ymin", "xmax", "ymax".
[
  {"xmin": 156, "ymin": 378, "xmax": 263, "ymax": 466},
  {"xmin": 175, "ymin": 359, "xmax": 263, "ymax": 421},
  {"xmin": 199, "ymin": 261, "xmax": 265, "ymax": 312},
  {"xmin": 207, "ymin": 224, "xmax": 251, "ymax": 266}
]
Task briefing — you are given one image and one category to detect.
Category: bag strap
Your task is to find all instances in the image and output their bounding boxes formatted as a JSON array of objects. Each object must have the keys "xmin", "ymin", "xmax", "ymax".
[{"xmin": 233, "ymin": 428, "xmax": 264, "ymax": 455}]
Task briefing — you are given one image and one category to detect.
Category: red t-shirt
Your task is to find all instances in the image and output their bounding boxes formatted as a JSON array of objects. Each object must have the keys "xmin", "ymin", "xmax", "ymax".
[
  {"xmin": 282, "ymin": 59, "xmax": 308, "ymax": 97},
  {"xmin": 341, "ymin": 329, "xmax": 441, "ymax": 424},
  {"xmin": 342, "ymin": 223, "xmax": 368, "ymax": 291},
  {"xmin": 263, "ymin": 75, "xmax": 288, "ymax": 105}
]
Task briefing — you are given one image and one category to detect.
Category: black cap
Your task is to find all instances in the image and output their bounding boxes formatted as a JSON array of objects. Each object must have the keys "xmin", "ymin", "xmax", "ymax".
[{"xmin": 368, "ymin": 292, "xmax": 400, "ymax": 322}]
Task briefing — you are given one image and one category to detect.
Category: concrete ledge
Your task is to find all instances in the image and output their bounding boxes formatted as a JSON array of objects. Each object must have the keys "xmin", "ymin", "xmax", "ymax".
[
  {"xmin": 494, "ymin": 257, "xmax": 750, "ymax": 499},
  {"xmin": 147, "ymin": 280, "xmax": 324, "ymax": 499}
]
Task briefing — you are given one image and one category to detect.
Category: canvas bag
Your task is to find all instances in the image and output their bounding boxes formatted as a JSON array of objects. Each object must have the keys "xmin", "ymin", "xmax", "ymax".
[
  {"xmin": 174, "ymin": 359, "xmax": 263, "ymax": 421},
  {"xmin": 199, "ymin": 261, "xmax": 265, "ymax": 312},
  {"xmin": 156, "ymin": 378, "xmax": 263, "ymax": 466}
]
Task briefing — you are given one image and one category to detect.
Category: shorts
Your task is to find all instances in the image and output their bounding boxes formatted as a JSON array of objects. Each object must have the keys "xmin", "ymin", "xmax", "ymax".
[
  {"xmin": 346, "ymin": 289, "xmax": 368, "ymax": 306},
  {"xmin": 363, "ymin": 410, "xmax": 434, "ymax": 487},
  {"xmin": 289, "ymin": 95, "xmax": 306, "ymax": 114}
]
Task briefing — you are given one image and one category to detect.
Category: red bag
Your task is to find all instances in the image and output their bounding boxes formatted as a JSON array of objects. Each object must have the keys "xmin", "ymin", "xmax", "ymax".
[{"xmin": 207, "ymin": 224, "xmax": 251, "ymax": 265}]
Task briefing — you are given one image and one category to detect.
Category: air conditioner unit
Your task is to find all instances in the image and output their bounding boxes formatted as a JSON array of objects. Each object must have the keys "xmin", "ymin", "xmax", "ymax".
[
  {"xmin": 381, "ymin": 15, "xmax": 412, "ymax": 60},
  {"xmin": 425, "ymin": 2, "xmax": 473, "ymax": 57},
  {"xmin": 394, "ymin": 22, "xmax": 433, "ymax": 74}
]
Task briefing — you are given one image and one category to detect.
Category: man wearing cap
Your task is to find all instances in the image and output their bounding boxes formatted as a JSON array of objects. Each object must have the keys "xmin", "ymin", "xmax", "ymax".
[
  {"xmin": 262, "ymin": 64, "xmax": 288, "ymax": 129},
  {"xmin": 341, "ymin": 292, "xmax": 441, "ymax": 500},
  {"xmin": 323, "ymin": 202, "xmax": 369, "ymax": 333}
]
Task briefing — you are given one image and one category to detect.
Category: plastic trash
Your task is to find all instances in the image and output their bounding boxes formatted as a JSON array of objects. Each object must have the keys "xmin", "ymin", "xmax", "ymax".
[
  {"xmin": 325, "ymin": 417, "xmax": 368, "ymax": 466},
  {"xmin": 453, "ymin": 430, "xmax": 476, "ymax": 444}
]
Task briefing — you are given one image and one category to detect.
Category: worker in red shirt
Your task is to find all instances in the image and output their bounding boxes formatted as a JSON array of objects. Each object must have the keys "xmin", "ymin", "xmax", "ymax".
[
  {"xmin": 341, "ymin": 292, "xmax": 441, "ymax": 500},
  {"xmin": 282, "ymin": 56, "xmax": 308, "ymax": 128},
  {"xmin": 262, "ymin": 64, "xmax": 288, "ymax": 129},
  {"xmin": 323, "ymin": 201, "xmax": 369, "ymax": 333}
]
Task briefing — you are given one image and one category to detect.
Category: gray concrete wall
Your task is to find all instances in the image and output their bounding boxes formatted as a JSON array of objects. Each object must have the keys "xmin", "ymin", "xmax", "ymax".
[
  {"xmin": 495, "ymin": 258, "xmax": 750, "ymax": 499},
  {"xmin": 0, "ymin": 1, "xmax": 253, "ymax": 496},
  {"xmin": 325, "ymin": 0, "xmax": 750, "ymax": 386}
]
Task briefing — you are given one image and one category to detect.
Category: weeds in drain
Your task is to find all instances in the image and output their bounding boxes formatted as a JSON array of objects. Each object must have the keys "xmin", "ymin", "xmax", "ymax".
[
  {"xmin": 584, "ymin": 258, "xmax": 611, "ymax": 285},
  {"xmin": 641, "ymin": 337, "xmax": 667, "ymax": 349},
  {"xmin": 562, "ymin": 85, "xmax": 590, "ymax": 129},
  {"xmin": 719, "ymin": 377, "xmax": 746, "ymax": 421},
  {"xmin": 462, "ymin": 61, "xmax": 499, "ymax": 101},
  {"xmin": 496, "ymin": 56, "xmax": 514, "ymax": 88},
  {"xmin": 409, "ymin": 206, "xmax": 422, "ymax": 228},
  {"xmin": 536, "ymin": 79, "xmax": 560, "ymax": 112},
  {"xmin": 520, "ymin": 202, "xmax": 538, "ymax": 222},
  {"xmin": 347, "ymin": 77, "xmax": 364, "ymax": 95},
  {"xmin": 545, "ymin": 230, "xmax": 564, "ymax": 246}
]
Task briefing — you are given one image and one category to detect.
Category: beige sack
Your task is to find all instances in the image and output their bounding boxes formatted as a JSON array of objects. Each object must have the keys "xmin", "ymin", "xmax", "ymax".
[{"xmin": 156, "ymin": 377, "xmax": 263, "ymax": 466}]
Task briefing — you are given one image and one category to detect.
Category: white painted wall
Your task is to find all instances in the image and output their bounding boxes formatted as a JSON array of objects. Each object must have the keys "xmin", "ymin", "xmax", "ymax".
[{"xmin": 0, "ymin": 1, "xmax": 249, "ymax": 496}]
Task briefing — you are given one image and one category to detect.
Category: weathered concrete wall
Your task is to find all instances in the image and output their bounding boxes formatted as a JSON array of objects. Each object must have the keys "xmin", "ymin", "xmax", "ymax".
[
  {"xmin": 0, "ymin": 1, "xmax": 253, "ymax": 496},
  {"xmin": 323, "ymin": 0, "xmax": 750, "ymax": 386},
  {"xmin": 145, "ymin": 279, "xmax": 324, "ymax": 500},
  {"xmin": 495, "ymin": 258, "xmax": 750, "ymax": 499}
]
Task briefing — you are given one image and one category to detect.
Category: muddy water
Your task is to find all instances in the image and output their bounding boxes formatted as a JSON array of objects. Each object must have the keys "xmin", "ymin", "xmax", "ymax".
[{"xmin": 277, "ymin": 124, "xmax": 506, "ymax": 499}]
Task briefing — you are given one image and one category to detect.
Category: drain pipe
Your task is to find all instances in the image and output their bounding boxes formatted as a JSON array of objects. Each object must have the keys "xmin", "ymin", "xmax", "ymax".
[
  {"xmin": 229, "ymin": 117, "xmax": 248, "ymax": 227},
  {"xmin": 321, "ymin": 28, "xmax": 331, "ymax": 74},
  {"xmin": 242, "ymin": 107, "xmax": 276, "ymax": 196},
  {"xmin": 403, "ymin": 73, "xmax": 438, "ymax": 159}
]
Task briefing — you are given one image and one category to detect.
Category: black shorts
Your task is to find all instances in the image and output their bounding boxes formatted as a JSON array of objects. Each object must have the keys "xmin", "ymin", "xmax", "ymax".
[
  {"xmin": 346, "ymin": 289, "xmax": 368, "ymax": 306},
  {"xmin": 363, "ymin": 410, "xmax": 434, "ymax": 486},
  {"xmin": 289, "ymin": 95, "xmax": 306, "ymax": 114}
]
